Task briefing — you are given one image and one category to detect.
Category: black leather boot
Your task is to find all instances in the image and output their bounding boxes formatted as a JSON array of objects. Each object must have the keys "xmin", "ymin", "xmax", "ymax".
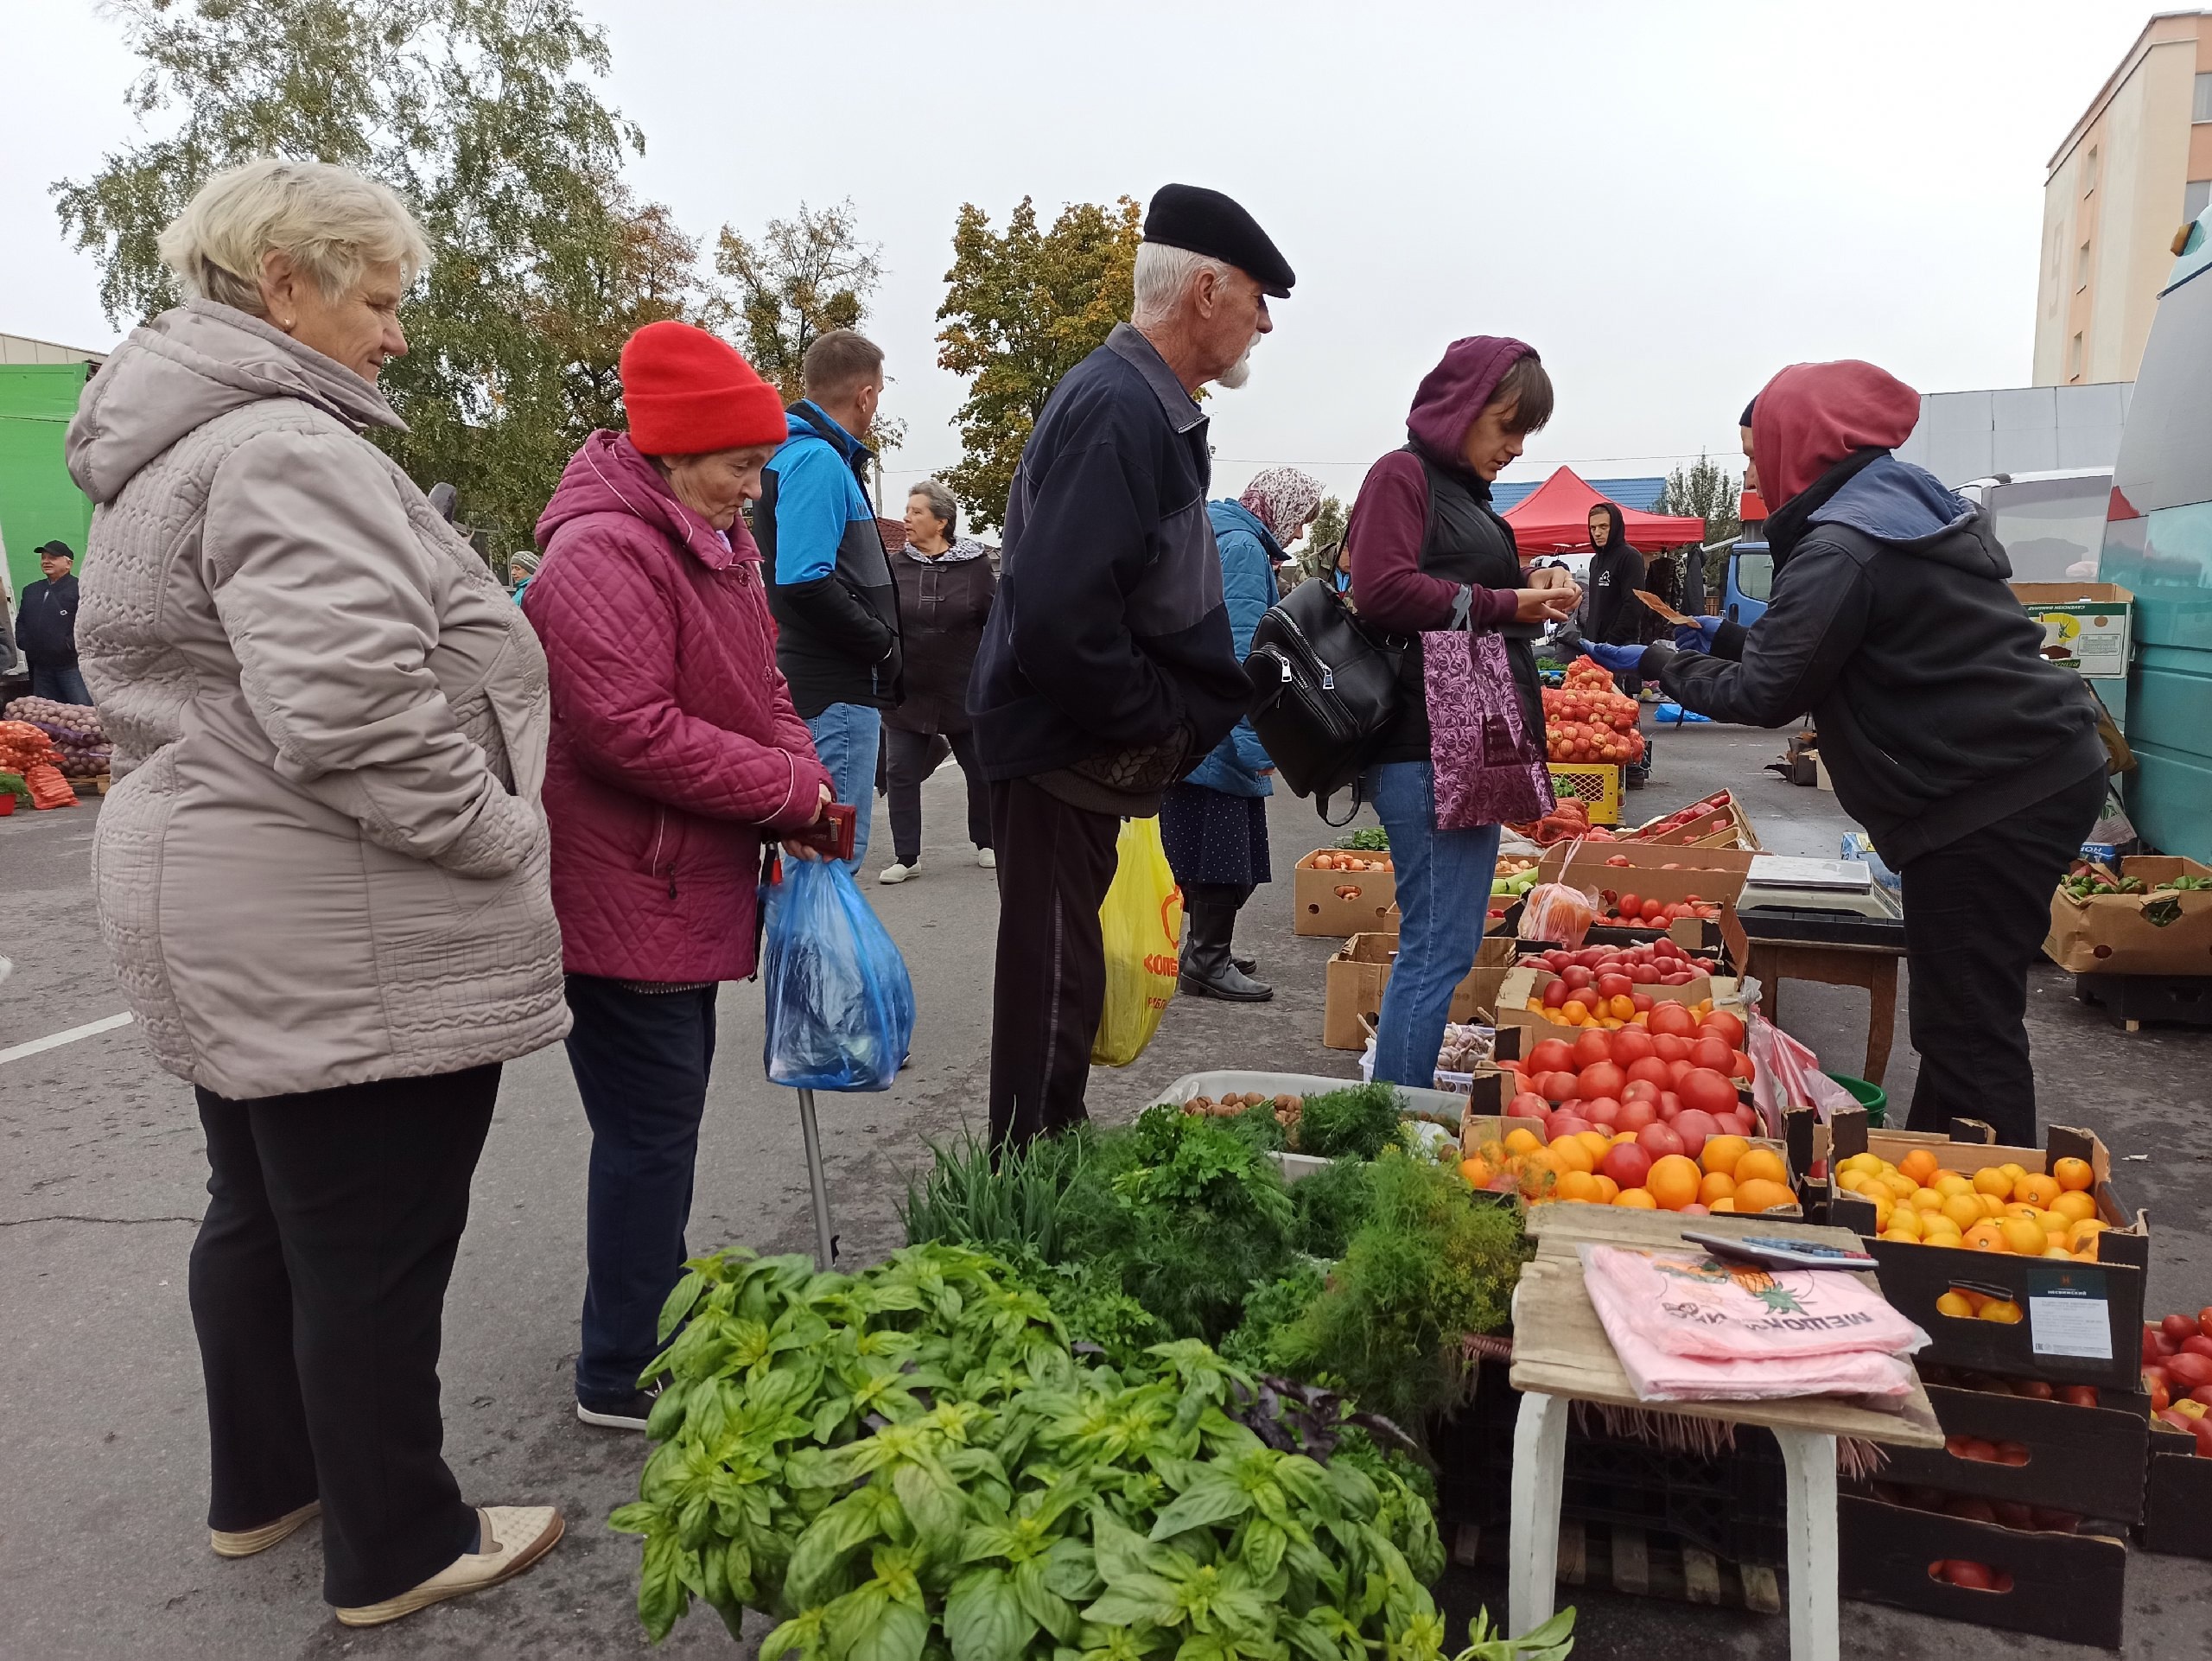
[
  {"xmin": 1179, "ymin": 903, "xmax": 1273, "ymax": 1002},
  {"xmin": 1230, "ymin": 951, "xmax": 1259, "ymax": 976}
]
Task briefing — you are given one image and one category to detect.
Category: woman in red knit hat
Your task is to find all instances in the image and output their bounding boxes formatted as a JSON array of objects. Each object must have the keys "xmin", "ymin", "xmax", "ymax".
[{"xmin": 524, "ymin": 320, "xmax": 836, "ymax": 1429}]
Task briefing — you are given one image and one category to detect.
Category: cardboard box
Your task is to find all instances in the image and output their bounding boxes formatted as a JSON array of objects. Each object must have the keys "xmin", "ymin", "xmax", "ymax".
[
  {"xmin": 1824, "ymin": 1116, "xmax": 2150, "ymax": 1391},
  {"xmin": 1294, "ymin": 850, "xmax": 1398, "ymax": 937},
  {"xmin": 1837, "ymin": 1491, "xmax": 2127, "ymax": 1650},
  {"xmin": 2140, "ymin": 1418, "xmax": 2212, "ymax": 1558},
  {"xmin": 1535, "ymin": 845, "xmax": 1751, "ymax": 908},
  {"xmin": 1815, "ymin": 752, "xmax": 1834, "ymax": 792},
  {"xmin": 1877, "ymin": 1379, "xmax": 2151, "ymax": 1524},
  {"xmin": 2012, "ymin": 582, "xmax": 2133, "ymax": 679},
  {"xmin": 1493, "ymin": 949, "xmax": 1751, "ymax": 1050},
  {"xmin": 1626, "ymin": 789, "xmax": 1765, "ymax": 851},
  {"xmin": 2044, "ymin": 855, "xmax": 2212, "ymax": 976},
  {"xmin": 1320, "ymin": 932, "xmax": 1516, "ymax": 1051}
]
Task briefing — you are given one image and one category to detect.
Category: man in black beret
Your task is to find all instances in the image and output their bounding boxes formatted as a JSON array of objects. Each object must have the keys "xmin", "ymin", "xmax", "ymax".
[{"xmin": 969, "ymin": 183, "xmax": 1294, "ymax": 1147}]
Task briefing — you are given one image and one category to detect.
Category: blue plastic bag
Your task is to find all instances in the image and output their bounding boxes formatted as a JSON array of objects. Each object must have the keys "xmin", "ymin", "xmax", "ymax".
[{"xmin": 760, "ymin": 857, "xmax": 915, "ymax": 1091}]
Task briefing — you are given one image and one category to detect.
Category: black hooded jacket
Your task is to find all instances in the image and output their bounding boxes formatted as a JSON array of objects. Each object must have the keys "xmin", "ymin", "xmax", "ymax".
[
  {"xmin": 1641, "ymin": 451, "xmax": 2105, "ymax": 866},
  {"xmin": 1582, "ymin": 503, "xmax": 1644, "ymax": 646}
]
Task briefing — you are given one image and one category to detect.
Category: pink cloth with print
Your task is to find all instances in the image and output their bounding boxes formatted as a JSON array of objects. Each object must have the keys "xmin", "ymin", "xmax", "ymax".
[{"xmin": 1581, "ymin": 1244, "xmax": 1925, "ymax": 1403}]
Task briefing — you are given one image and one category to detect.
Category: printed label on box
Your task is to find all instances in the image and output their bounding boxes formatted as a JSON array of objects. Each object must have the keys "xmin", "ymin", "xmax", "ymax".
[{"xmin": 2027, "ymin": 1261, "xmax": 2112, "ymax": 1359}]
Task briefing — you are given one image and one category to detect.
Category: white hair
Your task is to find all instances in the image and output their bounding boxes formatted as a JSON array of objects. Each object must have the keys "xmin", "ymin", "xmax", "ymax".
[
  {"xmin": 158, "ymin": 158, "xmax": 432, "ymax": 316},
  {"xmin": 1131, "ymin": 242, "xmax": 1236, "ymax": 328}
]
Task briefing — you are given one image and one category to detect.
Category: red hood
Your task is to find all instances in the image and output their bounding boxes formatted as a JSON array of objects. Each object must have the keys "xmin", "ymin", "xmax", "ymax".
[
  {"xmin": 534, "ymin": 430, "xmax": 756, "ymax": 570},
  {"xmin": 1751, "ymin": 360, "xmax": 1920, "ymax": 507},
  {"xmin": 1405, "ymin": 335, "xmax": 1535, "ymax": 469}
]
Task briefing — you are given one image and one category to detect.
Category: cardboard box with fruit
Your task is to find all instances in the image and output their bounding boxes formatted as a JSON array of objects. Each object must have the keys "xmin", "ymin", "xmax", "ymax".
[
  {"xmin": 2137, "ymin": 1304, "xmax": 2212, "ymax": 1558},
  {"xmin": 2044, "ymin": 854, "xmax": 2212, "ymax": 976},
  {"xmin": 1621, "ymin": 789, "xmax": 1765, "ymax": 852},
  {"xmin": 1293, "ymin": 847, "xmax": 1397, "ymax": 937},
  {"xmin": 1319, "ymin": 932, "xmax": 1517, "ymax": 1052},
  {"xmin": 1822, "ymin": 1115, "xmax": 2150, "ymax": 1391}
]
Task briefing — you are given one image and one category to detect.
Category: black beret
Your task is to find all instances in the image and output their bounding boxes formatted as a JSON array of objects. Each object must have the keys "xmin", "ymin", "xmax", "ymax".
[{"xmin": 1142, "ymin": 183, "xmax": 1295, "ymax": 298}]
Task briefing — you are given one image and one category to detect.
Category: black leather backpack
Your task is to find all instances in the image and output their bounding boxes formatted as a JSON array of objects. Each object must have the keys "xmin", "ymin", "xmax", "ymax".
[{"xmin": 1243, "ymin": 578, "xmax": 1407, "ymax": 824}]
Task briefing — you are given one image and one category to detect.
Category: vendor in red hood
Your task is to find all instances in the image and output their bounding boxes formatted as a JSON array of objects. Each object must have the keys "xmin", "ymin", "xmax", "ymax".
[{"xmin": 1579, "ymin": 360, "xmax": 2105, "ymax": 1146}]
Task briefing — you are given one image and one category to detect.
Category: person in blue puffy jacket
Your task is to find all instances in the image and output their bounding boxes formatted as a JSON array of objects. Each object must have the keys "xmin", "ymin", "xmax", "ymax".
[{"xmin": 1160, "ymin": 466, "xmax": 1322, "ymax": 1000}]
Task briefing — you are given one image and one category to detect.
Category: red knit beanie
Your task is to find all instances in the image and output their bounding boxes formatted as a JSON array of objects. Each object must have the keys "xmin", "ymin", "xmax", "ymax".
[{"xmin": 619, "ymin": 320, "xmax": 788, "ymax": 455}]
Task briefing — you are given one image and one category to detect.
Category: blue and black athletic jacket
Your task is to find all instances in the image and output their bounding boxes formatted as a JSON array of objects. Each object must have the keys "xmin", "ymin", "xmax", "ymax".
[{"xmin": 756, "ymin": 401, "xmax": 903, "ymax": 717}]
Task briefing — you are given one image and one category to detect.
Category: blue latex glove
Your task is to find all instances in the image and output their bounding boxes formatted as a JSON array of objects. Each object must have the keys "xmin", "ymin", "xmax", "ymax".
[
  {"xmin": 1580, "ymin": 640, "xmax": 1646, "ymax": 674},
  {"xmin": 1672, "ymin": 615, "xmax": 1723, "ymax": 652}
]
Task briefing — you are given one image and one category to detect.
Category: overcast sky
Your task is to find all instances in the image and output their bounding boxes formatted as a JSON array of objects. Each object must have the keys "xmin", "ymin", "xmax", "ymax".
[{"xmin": 1, "ymin": 0, "xmax": 2160, "ymax": 505}]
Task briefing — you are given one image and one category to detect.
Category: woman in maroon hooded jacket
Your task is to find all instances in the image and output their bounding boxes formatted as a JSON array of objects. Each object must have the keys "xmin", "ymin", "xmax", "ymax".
[
  {"xmin": 524, "ymin": 321, "xmax": 835, "ymax": 1429},
  {"xmin": 1344, "ymin": 338, "xmax": 1580, "ymax": 1088}
]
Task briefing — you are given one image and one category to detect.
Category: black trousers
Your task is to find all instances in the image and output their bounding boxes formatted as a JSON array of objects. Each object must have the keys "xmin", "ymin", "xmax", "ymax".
[
  {"xmin": 986, "ymin": 776, "xmax": 1121, "ymax": 1147},
  {"xmin": 885, "ymin": 725, "xmax": 991, "ymax": 865},
  {"xmin": 1899, "ymin": 767, "xmax": 2106, "ymax": 1146},
  {"xmin": 562, "ymin": 974, "xmax": 717, "ymax": 1403},
  {"xmin": 191, "ymin": 1065, "xmax": 498, "ymax": 1607}
]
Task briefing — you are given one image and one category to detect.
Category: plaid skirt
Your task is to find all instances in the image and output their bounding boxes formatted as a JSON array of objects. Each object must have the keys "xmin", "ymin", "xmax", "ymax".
[{"xmin": 1159, "ymin": 785, "xmax": 1272, "ymax": 891}]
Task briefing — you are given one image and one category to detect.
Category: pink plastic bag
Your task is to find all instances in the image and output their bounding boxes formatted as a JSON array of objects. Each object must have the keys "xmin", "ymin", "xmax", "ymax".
[
  {"xmin": 1745, "ymin": 1011, "xmax": 1858, "ymax": 1132},
  {"xmin": 1518, "ymin": 841, "xmax": 1597, "ymax": 947}
]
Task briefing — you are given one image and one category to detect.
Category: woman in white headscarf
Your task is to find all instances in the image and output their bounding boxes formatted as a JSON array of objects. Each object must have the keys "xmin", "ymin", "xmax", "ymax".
[{"xmin": 1161, "ymin": 466, "xmax": 1323, "ymax": 1000}]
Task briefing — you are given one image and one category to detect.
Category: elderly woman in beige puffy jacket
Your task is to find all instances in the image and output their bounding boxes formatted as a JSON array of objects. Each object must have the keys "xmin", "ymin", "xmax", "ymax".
[{"xmin": 66, "ymin": 161, "xmax": 566, "ymax": 1626}]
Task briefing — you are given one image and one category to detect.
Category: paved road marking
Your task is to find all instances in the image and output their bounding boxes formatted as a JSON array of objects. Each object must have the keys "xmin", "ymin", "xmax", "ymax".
[{"xmin": 0, "ymin": 1011, "xmax": 136, "ymax": 1066}]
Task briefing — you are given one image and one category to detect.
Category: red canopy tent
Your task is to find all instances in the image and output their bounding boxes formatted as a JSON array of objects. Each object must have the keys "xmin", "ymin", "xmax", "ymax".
[{"xmin": 1499, "ymin": 467, "xmax": 1708, "ymax": 553}]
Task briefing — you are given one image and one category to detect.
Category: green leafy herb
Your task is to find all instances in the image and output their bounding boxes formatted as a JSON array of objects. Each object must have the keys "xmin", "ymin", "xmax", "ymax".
[
  {"xmin": 1335, "ymin": 826, "xmax": 1390, "ymax": 851},
  {"xmin": 1268, "ymin": 1155, "xmax": 1529, "ymax": 1429},
  {"xmin": 1289, "ymin": 1160, "xmax": 1378, "ymax": 1260},
  {"xmin": 617, "ymin": 1243, "xmax": 1459, "ymax": 1661},
  {"xmin": 1295, "ymin": 1084, "xmax": 1406, "ymax": 1162},
  {"xmin": 899, "ymin": 1129, "xmax": 1092, "ymax": 1265}
]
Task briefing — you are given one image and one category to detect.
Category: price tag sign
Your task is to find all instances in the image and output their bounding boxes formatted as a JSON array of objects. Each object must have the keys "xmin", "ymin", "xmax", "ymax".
[{"xmin": 2026, "ymin": 1262, "xmax": 2112, "ymax": 1360}]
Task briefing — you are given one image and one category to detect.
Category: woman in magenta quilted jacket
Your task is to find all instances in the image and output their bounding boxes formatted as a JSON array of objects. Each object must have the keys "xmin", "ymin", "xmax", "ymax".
[{"xmin": 524, "ymin": 321, "xmax": 834, "ymax": 1429}]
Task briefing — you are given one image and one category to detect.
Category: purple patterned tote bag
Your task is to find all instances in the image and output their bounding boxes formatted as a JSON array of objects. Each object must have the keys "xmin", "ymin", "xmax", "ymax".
[{"xmin": 1421, "ymin": 626, "xmax": 1554, "ymax": 830}]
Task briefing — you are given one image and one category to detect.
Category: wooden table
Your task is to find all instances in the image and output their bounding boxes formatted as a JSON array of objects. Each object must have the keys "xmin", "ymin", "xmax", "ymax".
[
  {"xmin": 1743, "ymin": 939, "xmax": 1904, "ymax": 1085},
  {"xmin": 1509, "ymin": 1206, "xmax": 1942, "ymax": 1661}
]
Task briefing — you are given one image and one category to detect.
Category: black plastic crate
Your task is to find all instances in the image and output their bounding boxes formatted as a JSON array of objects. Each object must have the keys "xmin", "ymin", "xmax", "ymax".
[
  {"xmin": 1432, "ymin": 1358, "xmax": 1788, "ymax": 1569},
  {"xmin": 2075, "ymin": 972, "xmax": 2212, "ymax": 1030}
]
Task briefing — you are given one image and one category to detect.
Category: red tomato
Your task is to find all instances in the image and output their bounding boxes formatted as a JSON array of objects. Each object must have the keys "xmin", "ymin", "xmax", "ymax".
[
  {"xmin": 1508, "ymin": 1091, "xmax": 1551, "ymax": 1120},
  {"xmin": 1618, "ymin": 892, "xmax": 1642, "ymax": 920},
  {"xmin": 1651, "ymin": 1032, "xmax": 1692, "ymax": 1064},
  {"xmin": 1617, "ymin": 1098, "xmax": 1657, "ymax": 1133},
  {"xmin": 1541, "ymin": 979, "xmax": 1570, "ymax": 1009},
  {"xmin": 1584, "ymin": 1096, "xmax": 1621, "ymax": 1127},
  {"xmin": 1732, "ymin": 1049, "xmax": 1757, "ymax": 1083},
  {"xmin": 1672, "ymin": 1109, "xmax": 1718, "ymax": 1158},
  {"xmin": 1677, "ymin": 1067, "xmax": 1738, "ymax": 1117},
  {"xmin": 1621, "ymin": 1079, "xmax": 1661, "ymax": 1103},
  {"xmin": 1560, "ymin": 964, "xmax": 1595, "ymax": 990},
  {"xmin": 1660, "ymin": 1091, "xmax": 1686, "ymax": 1118},
  {"xmin": 1624, "ymin": 1057, "xmax": 1671, "ymax": 1091},
  {"xmin": 1688, "ymin": 1035, "xmax": 1735, "ymax": 1073},
  {"xmin": 2201, "ymin": 1308, "xmax": 2212, "ymax": 1341},
  {"xmin": 1538, "ymin": 1071, "xmax": 1580, "ymax": 1103},
  {"xmin": 1611, "ymin": 1028, "xmax": 1656, "ymax": 1065},
  {"xmin": 1600, "ymin": 1143, "xmax": 1651, "ymax": 1189},
  {"xmin": 2164, "ymin": 1314, "xmax": 2198, "ymax": 1344},
  {"xmin": 1548, "ymin": 1114, "xmax": 1592, "ymax": 1141},
  {"xmin": 1630, "ymin": 992, "xmax": 1656, "ymax": 1013},
  {"xmin": 1636, "ymin": 1123, "xmax": 1686, "ymax": 1160},
  {"xmin": 1700, "ymin": 1009, "xmax": 1746, "ymax": 1048},
  {"xmin": 1630, "ymin": 964, "xmax": 1660, "ymax": 985},
  {"xmin": 1526, "ymin": 1038, "xmax": 1576, "ymax": 1075},
  {"xmin": 1576, "ymin": 1061, "xmax": 1626, "ymax": 1101},
  {"xmin": 1665, "ymin": 1058, "xmax": 1693, "ymax": 1087},
  {"xmin": 1571, "ymin": 1029, "xmax": 1615, "ymax": 1070},
  {"xmin": 1649, "ymin": 1003, "xmax": 1697, "ymax": 1039}
]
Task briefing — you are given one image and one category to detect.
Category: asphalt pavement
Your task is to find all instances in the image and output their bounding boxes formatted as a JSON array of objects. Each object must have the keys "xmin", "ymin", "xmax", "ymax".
[{"xmin": 3, "ymin": 724, "xmax": 2209, "ymax": 1660}]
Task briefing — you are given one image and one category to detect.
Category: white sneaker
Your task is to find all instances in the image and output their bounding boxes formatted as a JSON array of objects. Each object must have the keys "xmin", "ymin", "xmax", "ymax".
[
  {"xmin": 879, "ymin": 862, "xmax": 917, "ymax": 884},
  {"xmin": 976, "ymin": 848, "xmax": 996, "ymax": 869},
  {"xmin": 334, "ymin": 1506, "xmax": 564, "ymax": 1626}
]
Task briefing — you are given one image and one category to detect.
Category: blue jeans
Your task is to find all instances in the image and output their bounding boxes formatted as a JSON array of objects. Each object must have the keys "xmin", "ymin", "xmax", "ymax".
[
  {"xmin": 805, "ymin": 703, "xmax": 881, "ymax": 874},
  {"xmin": 563, "ymin": 975, "xmax": 718, "ymax": 1404},
  {"xmin": 1365, "ymin": 760, "xmax": 1502, "ymax": 1087},
  {"xmin": 29, "ymin": 662, "xmax": 92, "ymax": 706}
]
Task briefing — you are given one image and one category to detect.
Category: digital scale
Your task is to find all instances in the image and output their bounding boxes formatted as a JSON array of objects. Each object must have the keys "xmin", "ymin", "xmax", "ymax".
[{"xmin": 1735, "ymin": 855, "xmax": 1906, "ymax": 947}]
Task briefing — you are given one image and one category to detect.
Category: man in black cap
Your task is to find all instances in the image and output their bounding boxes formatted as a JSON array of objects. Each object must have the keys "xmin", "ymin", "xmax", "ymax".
[
  {"xmin": 16, "ymin": 541, "xmax": 92, "ymax": 707},
  {"xmin": 969, "ymin": 182, "xmax": 1294, "ymax": 1147}
]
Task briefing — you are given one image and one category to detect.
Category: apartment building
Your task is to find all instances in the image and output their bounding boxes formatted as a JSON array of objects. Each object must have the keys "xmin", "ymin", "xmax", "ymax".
[{"xmin": 2031, "ymin": 10, "xmax": 2212, "ymax": 385}]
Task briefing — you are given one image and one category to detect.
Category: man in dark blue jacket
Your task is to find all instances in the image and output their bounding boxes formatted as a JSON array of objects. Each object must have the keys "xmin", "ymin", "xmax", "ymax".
[
  {"xmin": 756, "ymin": 329, "xmax": 902, "ymax": 871},
  {"xmin": 16, "ymin": 542, "xmax": 92, "ymax": 706},
  {"xmin": 969, "ymin": 183, "xmax": 1294, "ymax": 1146}
]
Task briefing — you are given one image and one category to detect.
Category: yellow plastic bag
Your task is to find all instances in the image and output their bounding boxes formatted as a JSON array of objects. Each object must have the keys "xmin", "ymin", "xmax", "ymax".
[{"xmin": 1091, "ymin": 815, "xmax": 1184, "ymax": 1066}]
